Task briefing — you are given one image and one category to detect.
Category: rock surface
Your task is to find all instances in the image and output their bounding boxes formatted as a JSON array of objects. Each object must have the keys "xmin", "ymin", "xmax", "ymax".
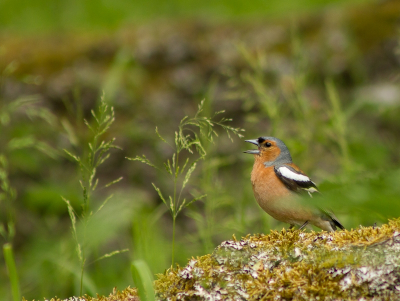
[{"xmin": 156, "ymin": 219, "xmax": 400, "ymax": 300}]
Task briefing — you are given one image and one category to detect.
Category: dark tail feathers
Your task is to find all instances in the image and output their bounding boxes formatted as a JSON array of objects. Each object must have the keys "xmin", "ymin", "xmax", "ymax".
[
  {"xmin": 329, "ymin": 217, "xmax": 345, "ymax": 231},
  {"xmin": 319, "ymin": 207, "xmax": 345, "ymax": 231}
]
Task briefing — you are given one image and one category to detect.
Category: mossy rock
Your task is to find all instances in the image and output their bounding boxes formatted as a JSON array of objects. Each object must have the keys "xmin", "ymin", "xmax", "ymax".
[
  {"xmin": 156, "ymin": 219, "xmax": 400, "ymax": 300},
  {"xmin": 24, "ymin": 287, "xmax": 140, "ymax": 301},
  {"xmin": 37, "ymin": 219, "xmax": 400, "ymax": 301}
]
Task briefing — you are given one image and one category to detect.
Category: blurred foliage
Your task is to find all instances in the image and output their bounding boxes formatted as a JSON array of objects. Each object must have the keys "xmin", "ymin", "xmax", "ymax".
[
  {"xmin": 0, "ymin": 0, "xmax": 372, "ymax": 33},
  {"xmin": 0, "ymin": 0, "xmax": 400, "ymax": 300},
  {"xmin": 62, "ymin": 95, "xmax": 127, "ymax": 296},
  {"xmin": 128, "ymin": 100, "xmax": 244, "ymax": 266}
]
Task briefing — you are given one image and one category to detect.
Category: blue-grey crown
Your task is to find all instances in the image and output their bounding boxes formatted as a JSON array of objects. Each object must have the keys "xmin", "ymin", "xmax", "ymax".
[{"xmin": 261, "ymin": 136, "xmax": 293, "ymax": 167}]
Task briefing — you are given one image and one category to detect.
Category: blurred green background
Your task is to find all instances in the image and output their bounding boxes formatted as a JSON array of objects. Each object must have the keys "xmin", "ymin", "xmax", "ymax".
[{"xmin": 1, "ymin": 0, "xmax": 400, "ymax": 299}]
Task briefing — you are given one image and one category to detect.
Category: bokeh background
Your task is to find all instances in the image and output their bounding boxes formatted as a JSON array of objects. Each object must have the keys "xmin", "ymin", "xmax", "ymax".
[{"xmin": 1, "ymin": 0, "xmax": 400, "ymax": 299}]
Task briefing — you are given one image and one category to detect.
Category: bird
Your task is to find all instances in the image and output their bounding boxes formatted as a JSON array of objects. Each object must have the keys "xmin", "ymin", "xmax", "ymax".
[{"xmin": 244, "ymin": 136, "xmax": 344, "ymax": 232}]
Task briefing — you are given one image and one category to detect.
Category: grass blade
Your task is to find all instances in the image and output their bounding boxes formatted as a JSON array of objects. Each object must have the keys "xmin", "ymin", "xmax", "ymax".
[
  {"xmin": 131, "ymin": 259, "xmax": 155, "ymax": 301},
  {"xmin": 3, "ymin": 243, "xmax": 21, "ymax": 301}
]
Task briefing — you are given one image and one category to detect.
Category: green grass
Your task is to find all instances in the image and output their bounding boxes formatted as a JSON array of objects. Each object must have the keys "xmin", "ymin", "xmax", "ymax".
[
  {"xmin": 0, "ymin": 0, "xmax": 373, "ymax": 33},
  {"xmin": 3, "ymin": 243, "xmax": 20, "ymax": 301},
  {"xmin": 131, "ymin": 259, "xmax": 155, "ymax": 301},
  {"xmin": 1, "ymin": 1, "xmax": 400, "ymax": 299},
  {"xmin": 128, "ymin": 100, "xmax": 244, "ymax": 266},
  {"xmin": 62, "ymin": 95, "xmax": 127, "ymax": 296}
]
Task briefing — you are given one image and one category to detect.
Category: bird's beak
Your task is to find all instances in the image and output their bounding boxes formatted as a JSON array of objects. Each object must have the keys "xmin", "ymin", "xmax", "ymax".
[{"xmin": 244, "ymin": 139, "xmax": 260, "ymax": 154}]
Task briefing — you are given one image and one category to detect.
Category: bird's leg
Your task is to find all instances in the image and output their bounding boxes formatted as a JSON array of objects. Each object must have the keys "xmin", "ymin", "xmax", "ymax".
[
  {"xmin": 289, "ymin": 224, "xmax": 295, "ymax": 230},
  {"xmin": 298, "ymin": 221, "xmax": 309, "ymax": 231}
]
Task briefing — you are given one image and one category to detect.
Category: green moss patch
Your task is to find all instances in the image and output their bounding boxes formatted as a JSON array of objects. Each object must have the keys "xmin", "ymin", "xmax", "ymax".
[
  {"xmin": 156, "ymin": 218, "xmax": 400, "ymax": 300},
  {"xmin": 24, "ymin": 287, "xmax": 139, "ymax": 301},
  {"xmin": 31, "ymin": 219, "xmax": 400, "ymax": 300}
]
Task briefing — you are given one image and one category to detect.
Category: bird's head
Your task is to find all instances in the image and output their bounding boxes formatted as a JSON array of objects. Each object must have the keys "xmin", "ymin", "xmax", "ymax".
[{"xmin": 244, "ymin": 136, "xmax": 292, "ymax": 166}]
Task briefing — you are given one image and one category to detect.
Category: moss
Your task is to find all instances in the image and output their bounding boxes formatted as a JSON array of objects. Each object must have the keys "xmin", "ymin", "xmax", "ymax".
[
  {"xmin": 28, "ymin": 219, "xmax": 400, "ymax": 300},
  {"xmin": 23, "ymin": 287, "xmax": 139, "ymax": 301},
  {"xmin": 155, "ymin": 218, "xmax": 400, "ymax": 300}
]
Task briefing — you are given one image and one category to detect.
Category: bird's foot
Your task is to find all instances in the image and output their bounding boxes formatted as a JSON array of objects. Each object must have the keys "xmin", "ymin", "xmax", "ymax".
[{"xmin": 298, "ymin": 221, "xmax": 309, "ymax": 231}]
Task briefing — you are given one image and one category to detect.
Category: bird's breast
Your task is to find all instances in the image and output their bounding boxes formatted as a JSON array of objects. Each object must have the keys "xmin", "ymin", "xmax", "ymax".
[
  {"xmin": 250, "ymin": 165, "xmax": 292, "ymax": 205},
  {"xmin": 250, "ymin": 163, "xmax": 313, "ymax": 224}
]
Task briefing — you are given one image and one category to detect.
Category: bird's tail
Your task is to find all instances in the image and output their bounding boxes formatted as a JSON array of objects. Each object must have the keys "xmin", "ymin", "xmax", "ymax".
[
  {"xmin": 329, "ymin": 216, "xmax": 345, "ymax": 231},
  {"xmin": 319, "ymin": 208, "xmax": 345, "ymax": 231}
]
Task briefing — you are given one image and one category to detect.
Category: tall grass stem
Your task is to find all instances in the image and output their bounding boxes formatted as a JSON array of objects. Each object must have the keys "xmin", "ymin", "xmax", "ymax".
[
  {"xmin": 128, "ymin": 99, "xmax": 244, "ymax": 266},
  {"xmin": 172, "ymin": 217, "xmax": 176, "ymax": 266}
]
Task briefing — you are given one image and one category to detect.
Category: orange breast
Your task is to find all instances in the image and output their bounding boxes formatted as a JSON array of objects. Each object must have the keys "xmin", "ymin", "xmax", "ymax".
[
  {"xmin": 251, "ymin": 164, "xmax": 291, "ymax": 204},
  {"xmin": 250, "ymin": 161, "xmax": 313, "ymax": 224}
]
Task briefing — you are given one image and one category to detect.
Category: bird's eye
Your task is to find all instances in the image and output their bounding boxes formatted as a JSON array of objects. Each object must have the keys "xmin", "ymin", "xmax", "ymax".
[{"xmin": 265, "ymin": 142, "xmax": 272, "ymax": 147}]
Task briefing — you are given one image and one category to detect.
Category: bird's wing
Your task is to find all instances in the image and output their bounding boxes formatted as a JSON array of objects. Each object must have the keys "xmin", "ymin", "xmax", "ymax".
[
  {"xmin": 274, "ymin": 164, "xmax": 345, "ymax": 230},
  {"xmin": 274, "ymin": 164, "xmax": 319, "ymax": 196}
]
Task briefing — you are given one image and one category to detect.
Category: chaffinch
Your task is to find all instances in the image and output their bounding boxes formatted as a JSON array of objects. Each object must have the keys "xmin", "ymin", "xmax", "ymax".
[{"xmin": 244, "ymin": 136, "xmax": 344, "ymax": 232}]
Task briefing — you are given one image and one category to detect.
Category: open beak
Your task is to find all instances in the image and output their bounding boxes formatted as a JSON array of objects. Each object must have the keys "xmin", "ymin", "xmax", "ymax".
[{"xmin": 244, "ymin": 139, "xmax": 260, "ymax": 154}]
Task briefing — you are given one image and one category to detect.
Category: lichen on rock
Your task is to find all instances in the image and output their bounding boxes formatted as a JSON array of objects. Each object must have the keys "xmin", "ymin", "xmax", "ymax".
[{"xmin": 155, "ymin": 218, "xmax": 400, "ymax": 300}]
